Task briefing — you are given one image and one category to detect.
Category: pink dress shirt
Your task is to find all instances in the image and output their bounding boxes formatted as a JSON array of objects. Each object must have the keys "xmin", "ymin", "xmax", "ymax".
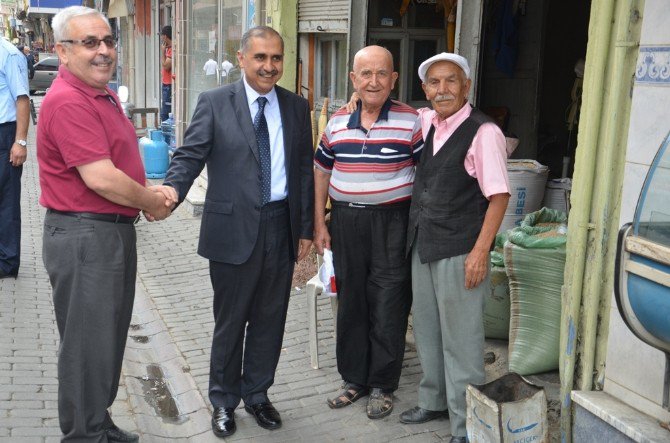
[{"xmin": 417, "ymin": 104, "xmax": 510, "ymax": 199}]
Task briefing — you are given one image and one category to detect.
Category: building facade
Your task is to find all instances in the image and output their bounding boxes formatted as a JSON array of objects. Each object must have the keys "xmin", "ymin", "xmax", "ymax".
[{"xmin": 16, "ymin": 0, "xmax": 661, "ymax": 439}]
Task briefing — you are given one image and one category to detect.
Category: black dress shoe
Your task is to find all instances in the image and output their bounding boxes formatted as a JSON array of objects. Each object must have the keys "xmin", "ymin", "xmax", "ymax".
[
  {"xmin": 244, "ymin": 402, "xmax": 282, "ymax": 430},
  {"xmin": 212, "ymin": 407, "xmax": 236, "ymax": 438},
  {"xmin": 399, "ymin": 406, "xmax": 449, "ymax": 424},
  {"xmin": 105, "ymin": 425, "xmax": 139, "ymax": 442}
]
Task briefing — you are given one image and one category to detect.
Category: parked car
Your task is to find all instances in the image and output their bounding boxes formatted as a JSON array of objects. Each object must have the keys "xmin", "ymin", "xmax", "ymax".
[{"xmin": 30, "ymin": 57, "xmax": 59, "ymax": 94}]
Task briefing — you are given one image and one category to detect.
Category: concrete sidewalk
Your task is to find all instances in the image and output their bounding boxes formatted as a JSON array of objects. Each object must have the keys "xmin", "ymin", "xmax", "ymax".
[{"xmin": 1, "ymin": 100, "xmax": 558, "ymax": 441}]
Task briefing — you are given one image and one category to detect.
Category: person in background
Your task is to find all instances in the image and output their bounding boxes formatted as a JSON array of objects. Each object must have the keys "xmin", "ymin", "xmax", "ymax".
[
  {"xmin": 0, "ymin": 36, "xmax": 30, "ymax": 279},
  {"xmin": 314, "ymin": 45, "xmax": 423, "ymax": 420},
  {"xmin": 398, "ymin": 53, "xmax": 510, "ymax": 443},
  {"xmin": 22, "ymin": 46, "xmax": 35, "ymax": 79},
  {"xmin": 203, "ymin": 53, "xmax": 218, "ymax": 89},
  {"xmin": 221, "ymin": 56, "xmax": 233, "ymax": 84},
  {"xmin": 160, "ymin": 25, "xmax": 172, "ymax": 122},
  {"xmin": 37, "ymin": 6, "xmax": 174, "ymax": 441}
]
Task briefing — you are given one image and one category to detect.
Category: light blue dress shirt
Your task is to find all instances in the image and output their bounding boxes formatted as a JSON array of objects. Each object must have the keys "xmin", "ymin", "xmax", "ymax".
[
  {"xmin": 0, "ymin": 38, "xmax": 29, "ymax": 124},
  {"xmin": 243, "ymin": 77, "xmax": 287, "ymax": 202}
]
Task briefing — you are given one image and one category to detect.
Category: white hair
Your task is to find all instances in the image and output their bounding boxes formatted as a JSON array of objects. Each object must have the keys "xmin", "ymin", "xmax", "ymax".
[{"xmin": 52, "ymin": 6, "xmax": 110, "ymax": 42}]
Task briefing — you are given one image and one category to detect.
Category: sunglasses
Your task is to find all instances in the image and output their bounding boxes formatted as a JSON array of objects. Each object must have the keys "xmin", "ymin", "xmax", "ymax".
[{"xmin": 60, "ymin": 37, "xmax": 118, "ymax": 50}]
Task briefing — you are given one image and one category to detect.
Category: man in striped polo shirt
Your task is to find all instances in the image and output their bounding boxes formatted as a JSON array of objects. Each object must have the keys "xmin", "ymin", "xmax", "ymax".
[{"xmin": 314, "ymin": 45, "xmax": 423, "ymax": 420}]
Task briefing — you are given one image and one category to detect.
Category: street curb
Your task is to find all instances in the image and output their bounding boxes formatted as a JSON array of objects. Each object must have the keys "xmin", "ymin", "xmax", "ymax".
[{"xmin": 120, "ymin": 279, "xmax": 212, "ymax": 440}]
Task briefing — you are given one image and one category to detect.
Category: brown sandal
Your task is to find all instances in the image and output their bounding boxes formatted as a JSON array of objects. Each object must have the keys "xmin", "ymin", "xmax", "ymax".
[
  {"xmin": 366, "ymin": 388, "xmax": 393, "ymax": 419},
  {"xmin": 326, "ymin": 383, "xmax": 369, "ymax": 409}
]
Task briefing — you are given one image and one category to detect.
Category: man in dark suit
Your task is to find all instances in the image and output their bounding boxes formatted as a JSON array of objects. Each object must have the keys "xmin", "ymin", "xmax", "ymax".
[
  {"xmin": 21, "ymin": 46, "xmax": 35, "ymax": 79},
  {"xmin": 161, "ymin": 26, "xmax": 314, "ymax": 438}
]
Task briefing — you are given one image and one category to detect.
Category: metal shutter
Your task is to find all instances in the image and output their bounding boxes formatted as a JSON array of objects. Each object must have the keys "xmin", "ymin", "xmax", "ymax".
[{"xmin": 298, "ymin": 0, "xmax": 350, "ymax": 33}]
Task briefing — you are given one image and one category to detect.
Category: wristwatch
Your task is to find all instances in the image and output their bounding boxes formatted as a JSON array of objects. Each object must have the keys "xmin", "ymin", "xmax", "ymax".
[{"xmin": 15, "ymin": 140, "xmax": 27, "ymax": 148}]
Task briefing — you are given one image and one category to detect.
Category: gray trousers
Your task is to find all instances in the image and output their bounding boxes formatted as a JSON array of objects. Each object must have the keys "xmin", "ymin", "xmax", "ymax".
[
  {"xmin": 43, "ymin": 212, "xmax": 137, "ymax": 442},
  {"xmin": 411, "ymin": 248, "xmax": 487, "ymax": 438}
]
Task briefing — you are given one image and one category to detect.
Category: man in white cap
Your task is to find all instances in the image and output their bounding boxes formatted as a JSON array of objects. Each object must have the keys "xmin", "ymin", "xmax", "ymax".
[{"xmin": 398, "ymin": 53, "xmax": 510, "ymax": 443}]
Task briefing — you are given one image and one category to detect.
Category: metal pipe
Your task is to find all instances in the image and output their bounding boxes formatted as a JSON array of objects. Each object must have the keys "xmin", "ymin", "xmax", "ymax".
[
  {"xmin": 577, "ymin": 0, "xmax": 642, "ymax": 393},
  {"xmin": 559, "ymin": 0, "xmax": 617, "ymax": 440}
]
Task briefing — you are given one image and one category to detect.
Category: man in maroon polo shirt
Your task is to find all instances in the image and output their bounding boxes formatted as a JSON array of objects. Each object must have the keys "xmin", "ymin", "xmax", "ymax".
[{"xmin": 36, "ymin": 6, "xmax": 174, "ymax": 442}]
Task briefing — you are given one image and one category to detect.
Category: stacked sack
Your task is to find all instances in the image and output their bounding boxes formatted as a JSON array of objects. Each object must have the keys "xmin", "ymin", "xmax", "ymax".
[
  {"xmin": 504, "ymin": 208, "xmax": 568, "ymax": 375},
  {"xmin": 484, "ymin": 232, "xmax": 511, "ymax": 339},
  {"xmin": 499, "ymin": 160, "xmax": 549, "ymax": 232}
]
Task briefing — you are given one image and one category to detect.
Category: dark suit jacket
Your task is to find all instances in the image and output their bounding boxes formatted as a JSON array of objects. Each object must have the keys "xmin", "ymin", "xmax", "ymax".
[
  {"xmin": 26, "ymin": 53, "xmax": 35, "ymax": 79},
  {"xmin": 164, "ymin": 80, "xmax": 314, "ymax": 264}
]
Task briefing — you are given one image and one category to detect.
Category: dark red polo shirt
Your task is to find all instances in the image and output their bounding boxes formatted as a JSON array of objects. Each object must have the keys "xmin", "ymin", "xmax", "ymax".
[{"xmin": 37, "ymin": 66, "xmax": 145, "ymax": 217}]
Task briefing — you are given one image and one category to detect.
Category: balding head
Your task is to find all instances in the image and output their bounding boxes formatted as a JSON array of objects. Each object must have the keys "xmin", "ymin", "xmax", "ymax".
[
  {"xmin": 350, "ymin": 45, "xmax": 398, "ymax": 111},
  {"xmin": 353, "ymin": 45, "xmax": 394, "ymax": 73}
]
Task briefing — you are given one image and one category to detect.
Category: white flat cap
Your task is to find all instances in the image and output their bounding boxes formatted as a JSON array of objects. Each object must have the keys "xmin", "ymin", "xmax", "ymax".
[{"xmin": 418, "ymin": 52, "xmax": 470, "ymax": 81}]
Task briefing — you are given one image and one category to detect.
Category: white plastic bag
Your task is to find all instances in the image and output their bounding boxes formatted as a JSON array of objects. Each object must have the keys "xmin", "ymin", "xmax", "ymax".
[{"xmin": 318, "ymin": 249, "xmax": 337, "ymax": 297}]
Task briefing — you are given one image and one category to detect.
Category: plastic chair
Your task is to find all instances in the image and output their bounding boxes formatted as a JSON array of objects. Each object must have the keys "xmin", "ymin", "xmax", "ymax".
[{"xmin": 306, "ymin": 255, "xmax": 338, "ymax": 369}]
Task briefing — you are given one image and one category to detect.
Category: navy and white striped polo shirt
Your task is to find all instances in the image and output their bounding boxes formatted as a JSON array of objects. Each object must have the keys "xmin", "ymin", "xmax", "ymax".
[{"xmin": 314, "ymin": 98, "xmax": 423, "ymax": 205}]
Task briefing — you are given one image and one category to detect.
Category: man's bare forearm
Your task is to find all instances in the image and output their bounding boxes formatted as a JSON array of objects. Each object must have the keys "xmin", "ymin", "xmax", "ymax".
[
  {"xmin": 15, "ymin": 96, "xmax": 29, "ymax": 140},
  {"xmin": 314, "ymin": 168, "xmax": 331, "ymax": 227}
]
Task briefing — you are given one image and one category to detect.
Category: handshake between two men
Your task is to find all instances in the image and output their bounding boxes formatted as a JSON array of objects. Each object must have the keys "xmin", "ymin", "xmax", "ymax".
[{"xmin": 144, "ymin": 184, "xmax": 179, "ymax": 221}]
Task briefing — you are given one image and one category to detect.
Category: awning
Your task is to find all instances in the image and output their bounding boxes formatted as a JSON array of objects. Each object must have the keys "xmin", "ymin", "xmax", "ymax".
[{"xmin": 28, "ymin": 0, "xmax": 82, "ymax": 15}]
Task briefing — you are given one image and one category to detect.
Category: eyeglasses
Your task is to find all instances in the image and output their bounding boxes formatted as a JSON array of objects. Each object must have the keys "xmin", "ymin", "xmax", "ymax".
[{"xmin": 60, "ymin": 37, "xmax": 117, "ymax": 50}]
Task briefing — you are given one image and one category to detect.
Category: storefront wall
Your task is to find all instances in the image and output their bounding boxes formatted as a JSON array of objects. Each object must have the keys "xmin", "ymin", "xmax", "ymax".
[
  {"xmin": 133, "ymin": 0, "xmax": 159, "ymax": 108},
  {"xmin": 298, "ymin": 0, "xmax": 350, "ymax": 112},
  {"xmin": 268, "ymin": 1, "xmax": 297, "ymax": 93},
  {"xmin": 604, "ymin": 0, "xmax": 670, "ymax": 423},
  {"xmin": 299, "ymin": 0, "xmax": 449, "ymax": 114},
  {"xmin": 174, "ymin": 0, "xmax": 285, "ymax": 190},
  {"xmin": 175, "ymin": 0, "xmax": 287, "ymax": 135},
  {"xmin": 180, "ymin": 0, "xmax": 243, "ymax": 123}
]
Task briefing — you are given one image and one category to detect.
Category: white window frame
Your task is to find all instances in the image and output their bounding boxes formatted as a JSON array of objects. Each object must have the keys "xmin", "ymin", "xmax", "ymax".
[{"xmin": 315, "ymin": 33, "xmax": 347, "ymax": 103}]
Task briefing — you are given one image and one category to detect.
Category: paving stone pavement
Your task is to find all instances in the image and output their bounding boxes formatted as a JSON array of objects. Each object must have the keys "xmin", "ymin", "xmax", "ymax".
[
  {"xmin": 0, "ymin": 110, "xmax": 455, "ymax": 442},
  {"xmin": 1, "ymin": 96, "xmax": 559, "ymax": 442},
  {"xmin": 129, "ymin": 191, "xmax": 459, "ymax": 442}
]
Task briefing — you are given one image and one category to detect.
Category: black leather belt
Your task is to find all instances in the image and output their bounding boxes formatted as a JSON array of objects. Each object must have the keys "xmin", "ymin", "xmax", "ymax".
[
  {"xmin": 47, "ymin": 209, "xmax": 140, "ymax": 224},
  {"xmin": 331, "ymin": 200, "xmax": 410, "ymax": 210},
  {"xmin": 263, "ymin": 198, "xmax": 288, "ymax": 209}
]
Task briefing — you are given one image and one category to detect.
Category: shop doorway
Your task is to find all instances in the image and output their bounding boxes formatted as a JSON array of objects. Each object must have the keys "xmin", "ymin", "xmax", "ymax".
[
  {"xmin": 366, "ymin": 0, "xmax": 447, "ymax": 108},
  {"xmin": 476, "ymin": 0, "xmax": 591, "ymax": 176}
]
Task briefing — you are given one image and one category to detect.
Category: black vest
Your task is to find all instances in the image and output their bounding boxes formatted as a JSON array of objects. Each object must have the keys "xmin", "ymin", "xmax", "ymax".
[{"xmin": 407, "ymin": 107, "xmax": 492, "ymax": 263}]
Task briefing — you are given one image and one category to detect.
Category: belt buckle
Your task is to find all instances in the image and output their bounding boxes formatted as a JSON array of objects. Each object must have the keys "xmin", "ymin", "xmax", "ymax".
[{"xmin": 348, "ymin": 203, "xmax": 365, "ymax": 208}]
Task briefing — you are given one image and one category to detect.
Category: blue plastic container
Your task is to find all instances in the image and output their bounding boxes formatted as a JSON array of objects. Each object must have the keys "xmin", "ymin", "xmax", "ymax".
[
  {"xmin": 161, "ymin": 113, "xmax": 176, "ymax": 152},
  {"xmin": 139, "ymin": 129, "xmax": 169, "ymax": 178}
]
